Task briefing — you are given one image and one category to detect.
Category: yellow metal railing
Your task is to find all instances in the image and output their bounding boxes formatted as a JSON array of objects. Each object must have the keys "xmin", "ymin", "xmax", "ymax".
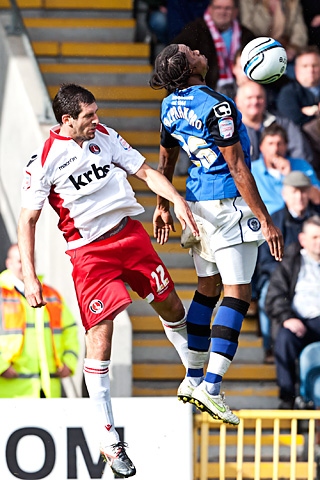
[{"xmin": 194, "ymin": 410, "xmax": 320, "ymax": 480}]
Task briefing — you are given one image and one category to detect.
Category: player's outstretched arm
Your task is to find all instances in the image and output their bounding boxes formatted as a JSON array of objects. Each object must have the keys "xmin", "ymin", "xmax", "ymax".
[
  {"xmin": 133, "ymin": 162, "xmax": 199, "ymax": 243},
  {"xmin": 152, "ymin": 145, "xmax": 181, "ymax": 243},
  {"xmin": 17, "ymin": 208, "xmax": 47, "ymax": 308},
  {"xmin": 220, "ymin": 142, "xmax": 284, "ymax": 261}
]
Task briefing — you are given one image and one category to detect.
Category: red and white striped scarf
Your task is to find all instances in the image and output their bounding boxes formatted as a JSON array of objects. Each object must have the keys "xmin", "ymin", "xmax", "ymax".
[{"xmin": 203, "ymin": 7, "xmax": 241, "ymax": 86}]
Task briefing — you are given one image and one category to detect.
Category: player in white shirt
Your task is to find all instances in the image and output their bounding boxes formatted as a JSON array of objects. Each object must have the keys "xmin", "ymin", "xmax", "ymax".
[{"xmin": 18, "ymin": 83, "xmax": 199, "ymax": 479}]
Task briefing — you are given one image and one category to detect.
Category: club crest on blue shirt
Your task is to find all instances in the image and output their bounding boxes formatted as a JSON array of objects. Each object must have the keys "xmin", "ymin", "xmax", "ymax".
[{"xmin": 247, "ymin": 217, "xmax": 261, "ymax": 232}]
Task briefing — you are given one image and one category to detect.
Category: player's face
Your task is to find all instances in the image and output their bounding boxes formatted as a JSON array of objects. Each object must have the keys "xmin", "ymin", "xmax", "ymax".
[
  {"xmin": 209, "ymin": 0, "xmax": 238, "ymax": 31},
  {"xmin": 179, "ymin": 45, "xmax": 209, "ymax": 79},
  {"xmin": 69, "ymin": 102, "xmax": 99, "ymax": 145}
]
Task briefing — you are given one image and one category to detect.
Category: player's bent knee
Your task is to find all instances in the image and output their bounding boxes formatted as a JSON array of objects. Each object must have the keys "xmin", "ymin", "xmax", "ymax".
[{"xmin": 151, "ymin": 289, "xmax": 185, "ymax": 322}]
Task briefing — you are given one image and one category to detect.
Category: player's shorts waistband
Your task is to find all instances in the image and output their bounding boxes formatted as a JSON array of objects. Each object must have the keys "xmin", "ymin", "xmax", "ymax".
[{"xmin": 92, "ymin": 217, "xmax": 129, "ymax": 243}]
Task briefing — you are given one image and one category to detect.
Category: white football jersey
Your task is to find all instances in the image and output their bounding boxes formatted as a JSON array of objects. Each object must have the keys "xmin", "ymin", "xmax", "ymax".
[{"xmin": 21, "ymin": 124, "xmax": 145, "ymax": 249}]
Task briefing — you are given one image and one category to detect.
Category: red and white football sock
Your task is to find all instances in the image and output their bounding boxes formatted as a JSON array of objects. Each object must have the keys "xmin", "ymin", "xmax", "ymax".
[
  {"xmin": 83, "ymin": 358, "xmax": 119, "ymax": 446},
  {"xmin": 160, "ymin": 314, "xmax": 188, "ymax": 368}
]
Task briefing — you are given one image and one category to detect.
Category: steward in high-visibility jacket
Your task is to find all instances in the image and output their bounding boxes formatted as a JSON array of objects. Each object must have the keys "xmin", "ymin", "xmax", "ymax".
[{"xmin": 0, "ymin": 269, "xmax": 79, "ymax": 398}]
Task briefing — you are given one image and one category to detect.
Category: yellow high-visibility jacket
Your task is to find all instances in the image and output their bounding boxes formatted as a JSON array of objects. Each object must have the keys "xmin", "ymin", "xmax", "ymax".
[{"xmin": 0, "ymin": 270, "xmax": 79, "ymax": 398}]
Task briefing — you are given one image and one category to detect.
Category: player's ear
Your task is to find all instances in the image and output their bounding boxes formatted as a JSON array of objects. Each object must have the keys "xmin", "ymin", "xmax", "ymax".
[{"xmin": 61, "ymin": 114, "xmax": 72, "ymax": 126}]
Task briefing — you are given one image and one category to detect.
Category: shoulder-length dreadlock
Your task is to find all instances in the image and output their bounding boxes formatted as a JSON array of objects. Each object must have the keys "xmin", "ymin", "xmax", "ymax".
[{"xmin": 149, "ymin": 44, "xmax": 193, "ymax": 94}]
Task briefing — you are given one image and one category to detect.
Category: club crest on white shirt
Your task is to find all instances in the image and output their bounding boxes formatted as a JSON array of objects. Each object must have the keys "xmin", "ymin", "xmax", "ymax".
[{"xmin": 89, "ymin": 143, "xmax": 101, "ymax": 154}]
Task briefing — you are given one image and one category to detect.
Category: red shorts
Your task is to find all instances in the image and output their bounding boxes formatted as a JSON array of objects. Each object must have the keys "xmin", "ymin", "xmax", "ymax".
[{"xmin": 66, "ymin": 218, "xmax": 174, "ymax": 330}]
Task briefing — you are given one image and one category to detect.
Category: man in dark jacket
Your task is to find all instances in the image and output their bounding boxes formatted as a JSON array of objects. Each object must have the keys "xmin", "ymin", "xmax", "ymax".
[
  {"xmin": 172, "ymin": 0, "xmax": 254, "ymax": 90},
  {"xmin": 256, "ymin": 171, "xmax": 320, "ymax": 363},
  {"xmin": 277, "ymin": 46, "xmax": 320, "ymax": 128},
  {"xmin": 265, "ymin": 215, "xmax": 320, "ymax": 409}
]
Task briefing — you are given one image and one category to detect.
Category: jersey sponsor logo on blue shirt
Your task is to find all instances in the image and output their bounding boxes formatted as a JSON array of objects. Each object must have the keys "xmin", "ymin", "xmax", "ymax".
[{"xmin": 218, "ymin": 117, "xmax": 234, "ymax": 138}]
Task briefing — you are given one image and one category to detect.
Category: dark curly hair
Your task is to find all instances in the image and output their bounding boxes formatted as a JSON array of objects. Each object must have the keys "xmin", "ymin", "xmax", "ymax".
[
  {"xmin": 149, "ymin": 44, "xmax": 192, "ymax": 93},
  {"xmin": 52, "ymin": 83, "xmax": 96, "ymax": 124}
]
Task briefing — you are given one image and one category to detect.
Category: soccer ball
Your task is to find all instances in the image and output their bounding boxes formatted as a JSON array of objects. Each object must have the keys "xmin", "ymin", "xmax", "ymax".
[{"xmin": 240, "ymin": 37, "xmax": 287, "ymax": 84}]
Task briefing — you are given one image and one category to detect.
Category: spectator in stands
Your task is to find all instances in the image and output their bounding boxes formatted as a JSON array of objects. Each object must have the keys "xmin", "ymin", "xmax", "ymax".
[
  {"xmin": 133, "ymin": 1, "xmax": 168, "ymax": 63},
  {"xmin": 277, "ymin": 46, "xmax": 320, "ymax": 127},
  {"xmin": 142, "ymin": 0, "xmax": 169, "ymax": 62},
  {"xmin": 265, "ymin": 215, "xmax": 320, "ymax": 409},
  {"xmin": 239, "ymin": 0, "xmax": 308, "ymax": 78},
  {"xmin": 167, "ymin": 0, "xmax": 209, "ymax": 41},
  {"xmin": 172, "ymin": 0, "xmax": 255, "ymax": 91},
  {"xmin": 298, "ymin": 341, "xmax": 320, "ymax": 410},
  {"xmin": 218, "ymin": 48, "xmax": 248, "ymax": 99},
  {"xmin": 301, "ymin": 0, "xmax": 320, "ymax": 49},
  {"xmin": 145, "ymin": 0, "xmax": 168, "ymax": 45},
  {"xmin": 256, "ymin": 171, "xmax": 320, "ymax": 364},
  {"xmin": 302, "ymin": 114, "xmax": 320, "ymax": 180},
  {"xmin": 235, "ymin": 81, "xmax": 313, "ymax": 163},
  {"xmin": 0, "ymin": 244, "xmax": 79, "ymax": 398},
  {"xmin": 251, "ymin": 123, "xmax": 320, "ymax": 214}
]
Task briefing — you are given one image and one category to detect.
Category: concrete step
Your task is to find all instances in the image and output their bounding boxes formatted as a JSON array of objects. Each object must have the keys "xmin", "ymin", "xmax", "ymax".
[
  {"xmin": 120, "ymin": 130, "xmax": 161, "ymax": 147},
  {"xmin": 98, "ymin": 113, "xmax": 159, "ymax": 132},
  {"xmin": 24, "ymin": 17, "xmax": 136, "ymax": 42},
  {"xmin": 132, "ymin": 363, "xmax": 276, "ymax": 381},
  {"xmin": 0, "ymin": 0, "xmax": 133, "ymax": 10},
  {"xmin": 32, "ymin": 41, "xmax": 150, "ymax": 59},
  {"xmin": 40, "ymin": 63, "xmax": 153, "ymax": 86},
  {"xmin": 133, "ymin": 334, "xmax": 263, "ymax": 363},
  {"xmin": 47, "ymin": 84, "xmax": 163, "ymax": 103},
  {"xmin": 136, "ymin": 151, "xmax": 160, "ymax": 165},
  {"xmin": 132, "ymin": 382, "xmax": 279, "ymax": 409},
  {"xmin": 130, "ymin": 315, "xmax": 259, "ymax": 335},
  {"xmin": 131, "ymin": 365, "xmax": 277, "ymax": 407}
]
